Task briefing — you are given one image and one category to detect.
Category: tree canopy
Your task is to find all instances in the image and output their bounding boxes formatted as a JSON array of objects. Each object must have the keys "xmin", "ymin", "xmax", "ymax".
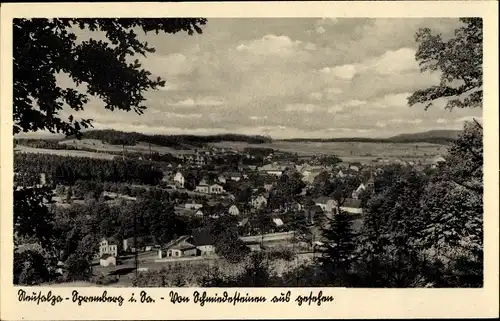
[
  {"xmin": 13, "ymin": 18, "xmax": 207, "ymax": 137},
  {"xmin": 408, "ymin": 18, "xmax": 482, "ymax": 110}
]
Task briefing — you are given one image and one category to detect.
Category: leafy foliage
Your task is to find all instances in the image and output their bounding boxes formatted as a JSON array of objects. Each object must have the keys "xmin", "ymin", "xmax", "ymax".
[
  {"xmin": 14, "ymin": 18, "xmax": 206, "ymax": 137},
  {"xmin": 408, "ymin": 18, "xmax": 482, "ymax": 110}
]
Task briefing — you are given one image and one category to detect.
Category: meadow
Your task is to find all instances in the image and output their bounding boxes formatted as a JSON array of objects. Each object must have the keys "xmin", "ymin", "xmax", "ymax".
[
  {"xmin": 59, "ymin": 139, "xmax": 194, "ymax": 155},
  {"xmin": 16, "ymin": 138, "xmax": 448, "ymax": 165},
  {"xmin": 209, "ymin": 141, "xmax": 448, "ymax": 164},
  {"xmin": 15, "ymin": 145, "xmax": 117, "ymax": 160}
]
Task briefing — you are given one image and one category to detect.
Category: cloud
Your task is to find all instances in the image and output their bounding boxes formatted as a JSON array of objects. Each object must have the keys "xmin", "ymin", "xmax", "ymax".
[
  {"xmin": 236, "ymin": 34, "xmax": 310, "ymax": 57},
  {"xmin": 366, "ymin": 47, "xmax": 418, "ymax": 75},
  {"xmin": 389, "ymin": 118, "xmax": 423, "ymax": 125},
  {"xmin": 319, "ymin": 64, "xmax": 357, "ymax": 80},
  {"xmin": 375, "ymin": 121, "xmax": 386, "ymax": 128},
  {"xmin": 168, "ymin": 98, "xmax": 224, "ymax": 107},
  {"xmin": 249, "ymin": 115, "xmax": 269, "ymax": 120},
  {"xmin": 455, "ymin": 116, "xmax": 482, "ymax": 123},
  {"xmin": 309, "ymin": 92, "xmax": 323, "ymax": 100},
  {"xmin": 285, "ymin": 104, "xmax": 321, "ymax": 113},
  {"xmin": 151, "ymin": 53, "xmax": 193, "ymax": 76},
  {"xmin": 344, "ymin": 99, "xmax": 367, "ymax": 107},
  {"xmin": 372, "ymin": 92, "xmax": 411, "ymax": 108},
  {"xmin": 314, "ymin": 17, "xmax": 340, "ymax": 34},
  {"xmin": 327, "ymin": 106, "xmax": 344, "ymax": 114},
  {"xmin": 436, "ymin": 118, "xmax": 448, "ymax": 124}
]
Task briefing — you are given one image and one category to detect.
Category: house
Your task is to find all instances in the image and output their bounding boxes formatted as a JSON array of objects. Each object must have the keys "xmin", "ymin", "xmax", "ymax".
[
  {"xmin": 340, "ymin": 198, "xmax": 363, "ymax": 215},
  {"xmin": 185, "ymin": 202, "xmax": 203, "ymax": 210},
  {"xmin": 99, "ymin": 238, "xmax": 118, "ymax": 258},
  {"xmin": 238, "ymin": 217, "xmax": 249, "ymax": 227},
  {"xmin": 209, "ymin": 183, "xmax": 224, "ymax": 195},
  {"xmin": 349, "ymin": 165, "xmax": 360, "ymax": 172},
  {"xmin": 336, "ymin": 170, "xmax": 345, "ymax": 178},
  {"xmin": 366, "ymin": 177, "xmax": 375, "ymax": 189},
  {"xmin": 228, "ymin": 204, "xmax": 240, "ymax": 216},
  {"xmin": 263, "ymin": 183, "xmax": 274, "ymax": 192},
  {"xmin": 288, "ymin": 200, "xmax": 303, "ymax": 212},
  {"xmin": 99, "ymin": 254, "xmax": 116, "ymax": 267},
  {"xmin": 300, "ymin": 166, "xmax": 324, "ymax": 184},
  {"xmin": 314, "ymin": 196, "xmax": 335, "ymax": 212},
  {"xmin": 164, "ymin": 240, "xmax": 198, "ymax": 258},
  {"xmin": 431, "ymin": 155, "xmax": 446, "ymax": 168},
  {"xmin": 352, "ymin": 183, "xmax": 366, "ymax": 199},
  {"xmin": 217, "ymin": 175, "xmax": 227, "ymax": 184},
  {"xmin": 258, "ymin": 164, "xmax": 287, "ymax": 177},
  {"xmin": 173, "ymin": 172, "xmax": 185, "ymax": 188},
  {"xmin": 158, "ymin": 235, "xmax": 192, "ymax": 259},
  {"xmin": 195, "ymin": 209, "xmax": 204, "ymax": 217},
  {"xmin": 246, "ymin": 242, "xmax": 261, "ymax": 252},
  {"xmin": 325, "ymin": 199, "xmax": 338, "ymax": 213},
  {"xmin": 191, "ymin": 228, "xmax": 216, "ymax": 256},
  {"xmin": 195, "ymin": 183, "xmax": 210, "ymax": 194},
  {"xmin": 251, "ymin": 195, "xmax": 268, "ymax": 209},
  {"xmin": 227, "ymin": 172, "xmax": 242, "ymax": 181},
  {"xmin": 272, "ymin": 218, "xmax": 284, "ymax": 227}
]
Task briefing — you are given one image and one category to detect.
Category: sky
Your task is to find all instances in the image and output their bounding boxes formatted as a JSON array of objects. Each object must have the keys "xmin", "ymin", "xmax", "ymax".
[{"xmin": 45, "ymin": 18, "xmax": 482, "ymax": 139}]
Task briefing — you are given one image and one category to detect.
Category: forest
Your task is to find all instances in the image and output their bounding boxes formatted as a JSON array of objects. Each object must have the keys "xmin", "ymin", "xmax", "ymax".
[{"xmin": 14, "ymin": 153, "xmax": 164, "ymax": 186}]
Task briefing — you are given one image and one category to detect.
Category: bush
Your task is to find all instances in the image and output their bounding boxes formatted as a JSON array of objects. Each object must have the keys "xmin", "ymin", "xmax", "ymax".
[{"xmin": 93, "ymin": 275, "xmax": 119, "ymax": 285}]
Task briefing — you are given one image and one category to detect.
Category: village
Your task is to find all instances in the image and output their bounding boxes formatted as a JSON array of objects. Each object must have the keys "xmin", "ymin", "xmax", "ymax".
[{"xmin": 90, "ymin": 145, "xmax": 447, "ymax": 280}]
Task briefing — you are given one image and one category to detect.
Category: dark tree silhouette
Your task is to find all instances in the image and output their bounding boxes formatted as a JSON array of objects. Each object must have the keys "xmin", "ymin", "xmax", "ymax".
[
  {"xmin": 408, "ymin": 18, "xmax": 482, "ymax": 110},
  {"xmin": 13, "ymin": 18, "xmax": 207, "ymax": 137}
]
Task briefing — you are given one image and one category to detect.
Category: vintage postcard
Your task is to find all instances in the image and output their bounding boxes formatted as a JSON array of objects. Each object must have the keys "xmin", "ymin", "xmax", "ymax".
[{"xmin": 1, "ymin": 1, "xmax": 498, "ymax": 320}]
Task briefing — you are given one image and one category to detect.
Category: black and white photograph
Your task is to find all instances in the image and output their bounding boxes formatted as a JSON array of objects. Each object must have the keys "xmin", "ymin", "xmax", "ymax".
[{"xmin": 10, "ymin": 14, "xmax": 486, "ymax": 290}]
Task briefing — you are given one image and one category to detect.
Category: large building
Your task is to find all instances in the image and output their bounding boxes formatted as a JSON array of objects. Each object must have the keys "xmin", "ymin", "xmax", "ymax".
[{"xmin": 99, "ymin": 238, "xmax": 118, "ymax": 258}]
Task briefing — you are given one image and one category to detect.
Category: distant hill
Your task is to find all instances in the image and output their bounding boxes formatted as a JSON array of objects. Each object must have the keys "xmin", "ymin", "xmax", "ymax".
[
  {"xmin": 280, "ymin": 129, "xmax": 461, "ymax": 145},
  {"xmin": 388, "ymin": 130, "xmax": 461, "ymax": 142},
  {"xmin": 64, "ymin": 129, "xmax": 273, "ymax": 148}
]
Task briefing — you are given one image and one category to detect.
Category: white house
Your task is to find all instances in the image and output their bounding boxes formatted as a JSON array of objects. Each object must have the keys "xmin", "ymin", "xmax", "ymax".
[
  {"xmin": 173, "ymin": 172, "xmax": 185, "ymax": 188},
  {"xmin": 195, "ymin": 209, "xmax": 204, "ymax": 217},
  {"xmin": 99, "ymin": 238, "xmax": 118, "ymax": 258},
  {"xmin": 272, "ymin": 218, "xmax": 284, "ymax": 227},
  {"xmin": 209, "ymin": 183, "xmax": 224, "ymax": 195},
  {"xmin": 228, "ymin": 204, "xmax": 240, "ymax": 216},
  {"xmin": 352, "ymin": 183, "xmax": 366, "ymax": 199},
  {"xmin": 431, "ymin": 155, "xmax": 446, "ymax": 168},
  {"xmin": 185, "ymin": 202, "xmax": 203, "ymax": 210},
  {"xmin": 217, "ymin": 175, "xmax": 227, "ymax": 184},
  {"xmin": 195, "ymin": 184, "xmax": 210, "ymax": 194},
  {"xmin": 251, "ymin": 195, "xmax": 268, "ymax": 209},
  {"xmin": 99, "ymin": 254, "xmax": 116, "ymax": 267}
]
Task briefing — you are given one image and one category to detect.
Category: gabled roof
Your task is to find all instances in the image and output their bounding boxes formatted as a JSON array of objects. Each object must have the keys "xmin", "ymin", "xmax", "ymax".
[
  {"xmin": 169, "ymin": 240, "xmax": 197, "ymax": 251},
  {"xmin": 314, "ymin": 196, "xmax": 331, "ymax": 204},
  {"xmin": 272, "ymin": 218, "xmax": 284, "ymax": 226},
  {"xmin": 342, "ymin": 198, "xmax": 362, "ymax": 208}
]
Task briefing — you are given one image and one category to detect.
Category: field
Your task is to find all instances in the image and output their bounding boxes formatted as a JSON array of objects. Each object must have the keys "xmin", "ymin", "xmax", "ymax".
[
  {"xmin": 209, "ymin": 141, "xmax": 447, "ymax": 164},
  {"xmin": 59, "ymin": 138, "xmax": 194, "ymax": 155},
  {"xmin": 16, "ymin": 138, "xmax": 448, "ymax": 165},
  {"xmin": 15, "ymin": 145, "xmax": 117, "ymax": 160}
]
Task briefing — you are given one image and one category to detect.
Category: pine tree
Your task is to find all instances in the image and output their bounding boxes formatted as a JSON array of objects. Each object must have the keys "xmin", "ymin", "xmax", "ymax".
[{"xmin": 319, "ymin": 210, "xmax": 356, "ymax": 286}]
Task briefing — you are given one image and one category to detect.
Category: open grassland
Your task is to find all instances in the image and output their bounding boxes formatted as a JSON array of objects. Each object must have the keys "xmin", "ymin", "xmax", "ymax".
[
  {"xmin": 209, "ymin": 141, "xmax": 447, "ymax": 163},
  {"xmin": 15, "ymin": 145, "xmax": 117, "ymax": 160},
  {"xmin": 59, "ymin": 138, "xmax": 194, "ymax": 155}
]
